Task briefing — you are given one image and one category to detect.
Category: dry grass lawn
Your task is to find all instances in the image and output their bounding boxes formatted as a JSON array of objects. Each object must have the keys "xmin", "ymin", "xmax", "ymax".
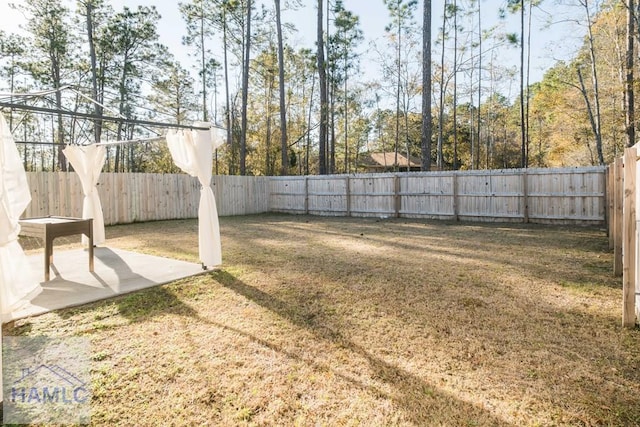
[{"xmin": 6, "ymin": 214, "xmax": 640, "ymax": 426}]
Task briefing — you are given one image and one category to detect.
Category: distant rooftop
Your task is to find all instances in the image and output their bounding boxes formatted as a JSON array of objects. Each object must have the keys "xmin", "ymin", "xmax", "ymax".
[{"xmin": 360, "ymin": 152, "xmax": 426, "ymax": 172}]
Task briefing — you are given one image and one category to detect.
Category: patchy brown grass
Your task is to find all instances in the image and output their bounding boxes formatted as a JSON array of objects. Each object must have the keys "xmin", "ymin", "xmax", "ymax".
[{"xmin": 6, "ymin": 214, "xmax": 640, "ymax": 426}]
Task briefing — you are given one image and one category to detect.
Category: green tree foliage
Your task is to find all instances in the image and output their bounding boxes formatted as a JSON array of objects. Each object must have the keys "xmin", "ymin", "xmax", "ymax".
[
  {"xmin": 104, "ymin": 5, "xmax": 162, "ymax": 171},
  {"xmin": 17, "ymin": 0, "xmax": 76, "ymax": 171},
  {"xmin": 3, "ymin": 0, "xmax": 640, "ymax": 174},
  {"xmin": 327, "ymin": 0, "xmax": 363, "ymax": 173},
  {"xmin": 317, "ymin": 0, "xmax": 328, "ymax": 175},
  {"xmin": 0, "ymin": 32, "xmax": 28, "ymax": 97},
  {"xmin": 179, "ymin": 0, "xmax": 219, "ymax": 122},
  {"xmin": 383, "ymin": 0, "xmax": 418, "ymax": 171},
  {"xmin": 530, "ymin": 1, "xmax": 627, "ymax": 166}
]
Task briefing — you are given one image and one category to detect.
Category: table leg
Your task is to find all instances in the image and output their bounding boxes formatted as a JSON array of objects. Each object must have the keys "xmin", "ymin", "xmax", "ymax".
[
  {"xmin": 88, "ymin": 219, "xmax": 94, "ymax": 273},
  {"xmin": 44, "ymin": 228, "xmax": 52, "ymax": 282}
]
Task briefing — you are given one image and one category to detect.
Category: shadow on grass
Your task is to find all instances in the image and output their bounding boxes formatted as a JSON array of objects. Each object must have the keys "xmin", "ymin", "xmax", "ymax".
[
  {"xmin": 210, "ymin": 269, "xmax": 512, "ymax": 426},
  {"xmin": 114, "ymin": 285, "xmax": 199, "ymax": 322},
  {"xmin": 35, "ymin": 281, "xmax": 199, "ymax": 325},
  {"xmin": 217, "ymin": 216, "xmax": 640, "ymax": 425},
  {"xmin": 229, "ymin": 214, "xmax": 619, "ymax": 292},
  {"xmin": 5, "ymin": 215, "xmax": 631, "ymax": 424}
]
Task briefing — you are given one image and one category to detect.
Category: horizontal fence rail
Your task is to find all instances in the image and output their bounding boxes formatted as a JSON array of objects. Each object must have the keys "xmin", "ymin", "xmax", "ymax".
[
  {"xmin": 269, "ymin": 167, "xmax": 607, "ymax": 224},
  {"xmin": 22, "ymin": 167, "xmax": 606, "ymax": 226}
]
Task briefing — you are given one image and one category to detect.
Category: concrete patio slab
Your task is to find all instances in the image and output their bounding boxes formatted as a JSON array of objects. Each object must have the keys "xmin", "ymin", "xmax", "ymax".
[{"xmin": 8, "ymin": 247, "xmax": 208, "ymax": 321}]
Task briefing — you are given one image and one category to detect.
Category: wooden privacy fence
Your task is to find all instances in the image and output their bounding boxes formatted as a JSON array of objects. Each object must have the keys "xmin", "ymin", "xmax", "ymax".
[
  {"xmin": 608, "ymin": 147, "xmax": 640, "ymax": 327},
  {"xmin": 269, "ymin": 167, "xmax": 606, "ymax": 224},
  {"xmin": 23, "ymin": 168, "xmax": 606, "ymax": 225},
  {"xmin": 23, "ymin": 173, "xmax": 269, "ymax": 225}
]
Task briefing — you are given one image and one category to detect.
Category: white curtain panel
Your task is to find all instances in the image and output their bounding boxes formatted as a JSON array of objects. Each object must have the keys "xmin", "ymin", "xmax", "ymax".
[
  {"xmin": 0, "ymin": 113, "xmax": 42, "ymax": 319},
  {"xmin": 63, "ymin": 144, "xmax": 107, "ymax": 246},
  {"xmin": 166, "ymin": 122, "xmax": 224, "ymax": 267}
]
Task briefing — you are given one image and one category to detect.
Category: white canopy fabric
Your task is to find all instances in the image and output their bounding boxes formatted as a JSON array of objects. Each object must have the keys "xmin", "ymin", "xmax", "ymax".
[
  {"xmin": 166, "ymin": 122, "xmax": 224, "ymax": 267},
  {"xmin": 0, "ymin": 113, "xmax": 42, "ymax": 320},
  {"xmin": 63, "ymin": 144, "xmax": 107, "ymax": 246}
]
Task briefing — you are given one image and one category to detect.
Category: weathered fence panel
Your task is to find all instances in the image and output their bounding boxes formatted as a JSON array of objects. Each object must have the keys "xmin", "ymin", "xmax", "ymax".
[
  {"xmin": 214, "ymin": 175, "xmax": 269, "ymax": 217},
  {"xmin": 456, "ymin": 170, "xmax": 523, "ymax": 221},
  {"xmin": 24, "ymin": 173, "xmax": 269, "ymax": 225},
  {"xmin": 308, "ymin": 176, "xmax": 348, "ymax": 216},
  {"xmin": 269, "ymin": 177, "xmax": 307, "ymax": 214},
  {"xmin": 268, "ymin": 167, "xmax": 606, "ymax": 224},
  {"xmin": 350, "ymin": 174, "xmax": 396, "ymax": 217},
  {"xmin": 401, "ymin": 173, "xmax": 454, "ymax": 219},
  {"xmin": 25, "ymin": 169, "xmax": 606, "ymax": 226},
  {"xmin": 527, "ymin": 168, "xmax": 606, "ymax": 222}
]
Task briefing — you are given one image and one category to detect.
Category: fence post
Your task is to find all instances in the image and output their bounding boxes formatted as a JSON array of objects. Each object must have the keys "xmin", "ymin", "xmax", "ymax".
[
  {"xmin": 345, "ymin": 176, "xmax": 351, "ymax": 217},
  {"xmin": 394, "ymin": 174, "xmax": 401, "ymax": 218},
  {"xmin": 522, "ymin": 169, "xmax": 529, "ymax": 223},
  {"xmin": 623, "ymin": 146, "xmax": 637, "ymax": 327},
  {"xmin": 607, "ymin": 165, "xmax": 613, "ymax": 249},
  {"xmin": 452, "ymin": 172, "xmax": 459, "ymax": 221},
  {"xmin": 304, "ymin": 176, "xmax": 309, "ymax": 215},
  {"xmin": 614, "ymin": 158, "xmax": 624, "ymax": 276}
]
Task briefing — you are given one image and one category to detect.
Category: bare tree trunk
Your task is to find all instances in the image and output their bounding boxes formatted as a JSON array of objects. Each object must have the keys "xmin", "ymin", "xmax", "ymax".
[
  {"xmin": 265, "ymin": 73, "xmax": 273, "ymax": 175},
  {"xmin": 23, "ymin": 124, "xmax": 28, "ymax": 171},
  {"xmin": 404, "ymin": 93, "xmax": 411, "ymax": 171},
  {"xmin": 487, "ymin": 51, "xmax": 495, "ymax": 168},
  {"xmin": 200, "ymin": 2, "xmax": 208, "ymax": 121},
  {"xmin": 583, "ymin": 0, "xmax": 604, "ymax": 165},
  {"xmin": 437, "ymin": 0, "xmax": 447, "ymax": 170},
  {"xmin": 306, "ymin": 73, "xmax": 316, "ymax": 175},
  {"xmin": 223, "ymin": 6, "xmax": 233, "ymax": 174},
  {"xmin": 476, "ymin": 0, "xmax": 481, "ymax": 170},
  {"xmin": 394, "ymin": 16, "xmax": 401, "ymax": 171},
  {"xmin": 327, "ymin": 0, "xmax": 335, "ymax": 174},
  {"xmin": 519, "ymin": 0, "xmax": 526, "ymax": 168},
  {"xmin": 577, "ymin": 67, "xmax": 600, "ymax": 165},
  {"xmin": 330, "ymin": 80, "xmax": 336, "ymax": 173},
  {"xmin": 421, "ymin": 0, "xmax": 432, "ymax": 171},
  {"xmin": 53, "ymin": 58, "xmax": 66, "ymax": 170},
  {"xmin": 51, "ymin": 117, "xmax": 56, "ymax": 171},
  {"xmin": 275, "ymin": 0, "xmax": 288, "ymax": 175},
  {"xmin": 453, "ymin": 0, "xmax": 458, "ymax": 170},
  {"xmin": 626, "ymin": 0, "xmax": 635, "ymax": 148},
  {"xmin": 344, "ymin": 68, "xmax": 349, "ymax": 173},
  {"xmin": 115, "ymin": 51, "xmax": 129, "ymax": 172},
  {"xmin": 240, "ymin": 0, "xmax": 252, "ymax": 175},
  {"xmin": 317, "ymin": 0, "xmax": 328, "ymax": 175},
  {"xmin": 525, "ymin": 0, "xmax": 533, "ymax": 166},
  {"xmin": 470, "ymin": 73, "xmax": 475, "ymax": 170},
  {"xmin": 85, "ymin": 1, "xmax": 102, "ymax": 143}
]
